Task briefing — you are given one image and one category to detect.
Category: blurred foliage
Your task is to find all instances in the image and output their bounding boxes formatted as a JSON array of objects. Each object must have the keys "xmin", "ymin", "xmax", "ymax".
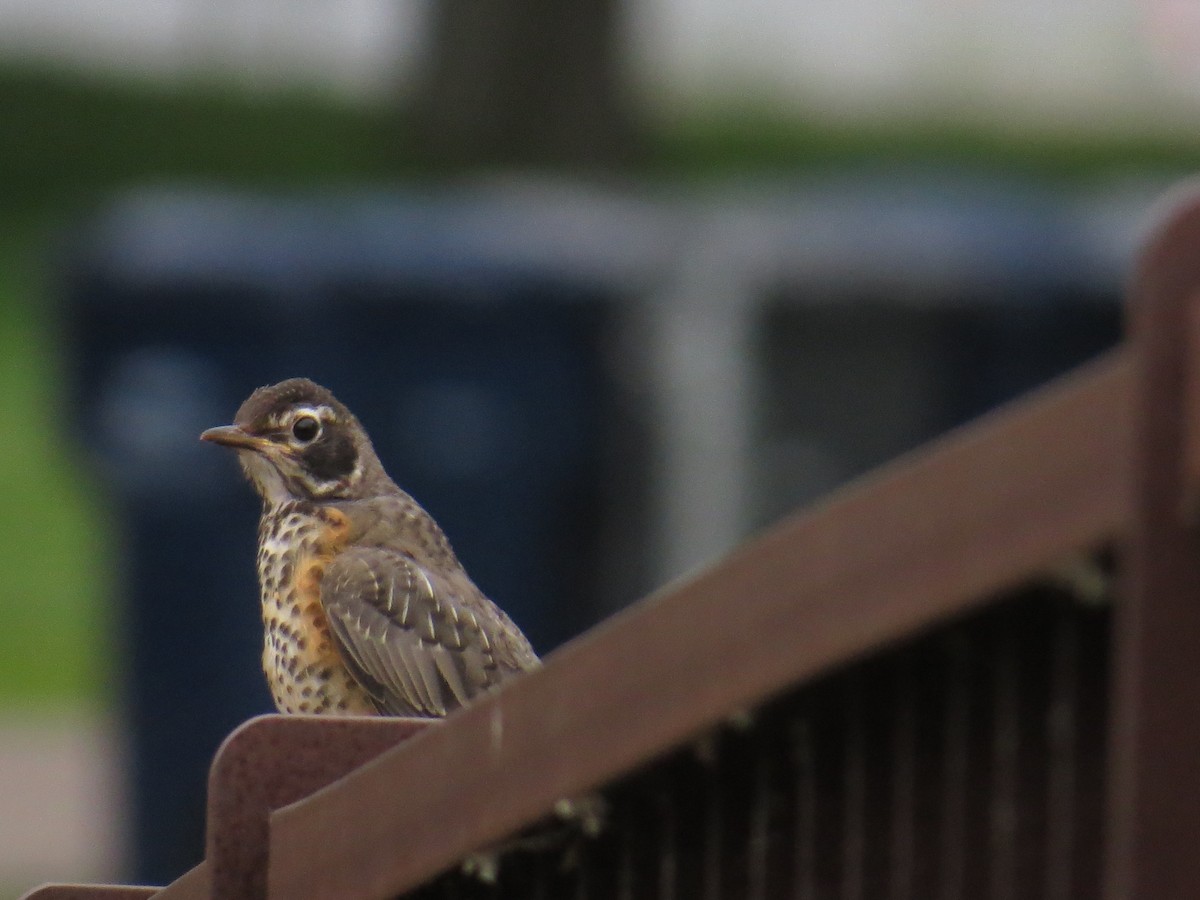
[
  {"xmin": 0, "ymin": 66, "xmax": 400, "ymax": 215},
  {"xmin": 2, "ymin": 63, "xmax": 1200, "ymax": 708},
  {"xmin": 648, "ymin": 106, "xmax": 1200, "ymax": 183},
  {"xmin": 3, "ymin": 65, "xmax": 1200, "ymax": 216}
]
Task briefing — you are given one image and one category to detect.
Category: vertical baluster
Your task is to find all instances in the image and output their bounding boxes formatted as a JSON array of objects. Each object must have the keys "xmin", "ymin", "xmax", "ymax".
[
  {"xmin": 988, "ymin": 623, "xmax": 1021, "ymax": 900},
  {"xmin": 1044, "ymin": 608, "xmax": 1080, "ymax": 900},
  {"xmin": 619, "ymin": 805, "xmax": 637, "ymax": 900},
  {"xmin": 790, "ymin": 717, "xmax": 817, "ymax": 899},
  {"xmin": 842, "ymin": 676, "xmax": 866, "ymax": 900},
  {"xmin": 575, "ymin": 832, "xmax": 592, "ymax": 900},
  {"xmin": 703, "ymin": 737, "xmax": 724, "ymax": 900},
  {"xmin": 658, "ymin": 787, "xmax": 678, "ymax": 900},
  {"xmin": 748, "ymin": 731, "xmax": 773, "ymax": 900},
  {"xmin": 939, "ymin": 633, "xmax": 971, "ymax": 900},
  {"xmin": 530, "ymin": 852, "xmax": 549, "ymax": 900},
  {"xmin": 890, "ymin": 655, "xmax": 917, "ymax": 900}
]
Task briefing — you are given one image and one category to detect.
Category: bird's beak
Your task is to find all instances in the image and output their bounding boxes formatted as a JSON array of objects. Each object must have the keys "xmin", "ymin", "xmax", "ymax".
[{"xmin": 200, "ymin": 424, "xmax": 268, "ymax": 451}]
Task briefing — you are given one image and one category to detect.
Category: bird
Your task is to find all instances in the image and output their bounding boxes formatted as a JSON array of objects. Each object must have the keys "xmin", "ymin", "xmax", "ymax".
[{"xmin": 200, "ymin": 377, "xmax": 540, "ymax": 717}]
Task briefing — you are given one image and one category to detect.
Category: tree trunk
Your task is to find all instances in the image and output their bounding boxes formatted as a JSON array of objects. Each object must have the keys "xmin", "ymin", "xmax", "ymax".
[{"xmin": 410, "ymin": 0, "xmax": 638, "ymax": 172}]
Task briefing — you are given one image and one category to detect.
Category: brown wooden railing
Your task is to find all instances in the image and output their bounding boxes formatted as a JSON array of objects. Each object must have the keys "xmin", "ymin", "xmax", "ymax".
[{"xmin": 23, "ymin": 183, "xmax": 1200, "ymax": 900}]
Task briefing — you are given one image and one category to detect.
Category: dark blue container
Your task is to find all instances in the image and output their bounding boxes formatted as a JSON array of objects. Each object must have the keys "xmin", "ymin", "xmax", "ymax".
[{"xmin": 62, "ymin": 187, "xmax": 648, "ymax": 883}]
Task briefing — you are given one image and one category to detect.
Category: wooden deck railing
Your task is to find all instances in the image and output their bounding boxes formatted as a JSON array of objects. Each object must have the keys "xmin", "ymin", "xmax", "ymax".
[{"xmin": 24, "ymin": 182, "xmax": 1200, "ymax": 899}]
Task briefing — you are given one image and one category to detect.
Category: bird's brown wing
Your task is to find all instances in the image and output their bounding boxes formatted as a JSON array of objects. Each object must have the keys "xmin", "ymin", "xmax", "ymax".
[{"xmin": 320, "ymin": 546, "xmax": 537, "ymax": 717}]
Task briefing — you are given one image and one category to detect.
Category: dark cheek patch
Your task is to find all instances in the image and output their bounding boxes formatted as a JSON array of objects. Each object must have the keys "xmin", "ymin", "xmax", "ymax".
[{"xmin": 302, "ymin": 432, "xmax": 357, "ymax": 481}]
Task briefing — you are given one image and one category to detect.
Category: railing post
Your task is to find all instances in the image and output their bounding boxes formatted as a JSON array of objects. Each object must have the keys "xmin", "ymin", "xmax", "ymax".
[
  {"xmin": 205, "ymin": 715, "xmax": 429, "ymax": 900},
  {"xmin": 1107, "ymin": 183, "xmax": 1200, "ymax": 899}
]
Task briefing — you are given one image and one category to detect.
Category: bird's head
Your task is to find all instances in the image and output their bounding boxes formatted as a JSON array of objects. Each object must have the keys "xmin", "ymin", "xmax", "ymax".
[{"xmin": 201, "ymin": 378, "xmax": 387, "ymax": 505}]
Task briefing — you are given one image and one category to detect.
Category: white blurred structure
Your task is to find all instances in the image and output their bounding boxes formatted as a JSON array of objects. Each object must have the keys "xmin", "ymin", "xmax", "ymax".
[
  {"xmin": 0, "ymin": 712, "xmax": 126, "ymax": 887},
  {"xmin": 628, "ymin": 0, "xmax": 1200, "ymax": 129},
  {"xmin": 0, "ymin": 0, "xmax": 1198, "ymax": 128},
  {"xmin": 0, "ymin": 0, "xmax": 425, "ymax": 97}
]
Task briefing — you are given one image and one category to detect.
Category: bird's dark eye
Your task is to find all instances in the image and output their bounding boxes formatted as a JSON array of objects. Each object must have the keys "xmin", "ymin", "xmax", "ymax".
[{"xmin": 291, "ymin": 415, "xmax": 321, "ymax": 443}]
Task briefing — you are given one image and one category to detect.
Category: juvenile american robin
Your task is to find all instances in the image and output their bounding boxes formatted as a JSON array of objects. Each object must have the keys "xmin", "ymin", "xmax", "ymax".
[{"xmin": 200, "ymin": 377, "xmax": 540, "ymax": 717}]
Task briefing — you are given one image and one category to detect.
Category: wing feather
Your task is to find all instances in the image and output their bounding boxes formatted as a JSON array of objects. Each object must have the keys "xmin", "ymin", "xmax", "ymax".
[{"xmin": 321, "ymin": 546, "xmax": 536, "ymax": 717}]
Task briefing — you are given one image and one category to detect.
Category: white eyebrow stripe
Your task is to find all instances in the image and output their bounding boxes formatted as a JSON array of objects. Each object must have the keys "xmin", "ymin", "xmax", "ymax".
[{"xmin": 290, "ymin": 405, "xmax": 335, "ymax": 422}]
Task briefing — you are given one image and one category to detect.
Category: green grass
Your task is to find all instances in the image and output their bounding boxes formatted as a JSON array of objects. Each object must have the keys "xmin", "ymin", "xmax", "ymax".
[{"xmin": 0, "ymin": 222, "xmax": 114, "ymax": 707}]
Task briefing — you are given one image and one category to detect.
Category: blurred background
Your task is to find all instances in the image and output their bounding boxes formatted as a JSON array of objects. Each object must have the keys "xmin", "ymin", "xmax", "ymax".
[{"xmin": 3, "ymin": 0, "xmax": 1199, "ymax": 892}]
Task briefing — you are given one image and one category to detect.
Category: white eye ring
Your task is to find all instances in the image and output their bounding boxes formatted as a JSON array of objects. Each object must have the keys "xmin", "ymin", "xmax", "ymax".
[{"xmin": 291, "ymin": 414, "xmax": 321, "ymax": 443}]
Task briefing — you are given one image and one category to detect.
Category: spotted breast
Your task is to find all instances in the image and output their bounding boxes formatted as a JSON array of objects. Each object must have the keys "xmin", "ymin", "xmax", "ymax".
[
  {"xmin": 203, "ymin": 377, "xmax": 540, "ymax": 719},
  {"xmin": 256, "ymin": 500, "xmax": 376, "ymax": 715}
]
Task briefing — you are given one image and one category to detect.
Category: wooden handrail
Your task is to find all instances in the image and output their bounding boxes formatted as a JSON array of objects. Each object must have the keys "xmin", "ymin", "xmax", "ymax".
[{"xmin": 267, "ymin": 349, "xmax": 1133, "ymax": 899}]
